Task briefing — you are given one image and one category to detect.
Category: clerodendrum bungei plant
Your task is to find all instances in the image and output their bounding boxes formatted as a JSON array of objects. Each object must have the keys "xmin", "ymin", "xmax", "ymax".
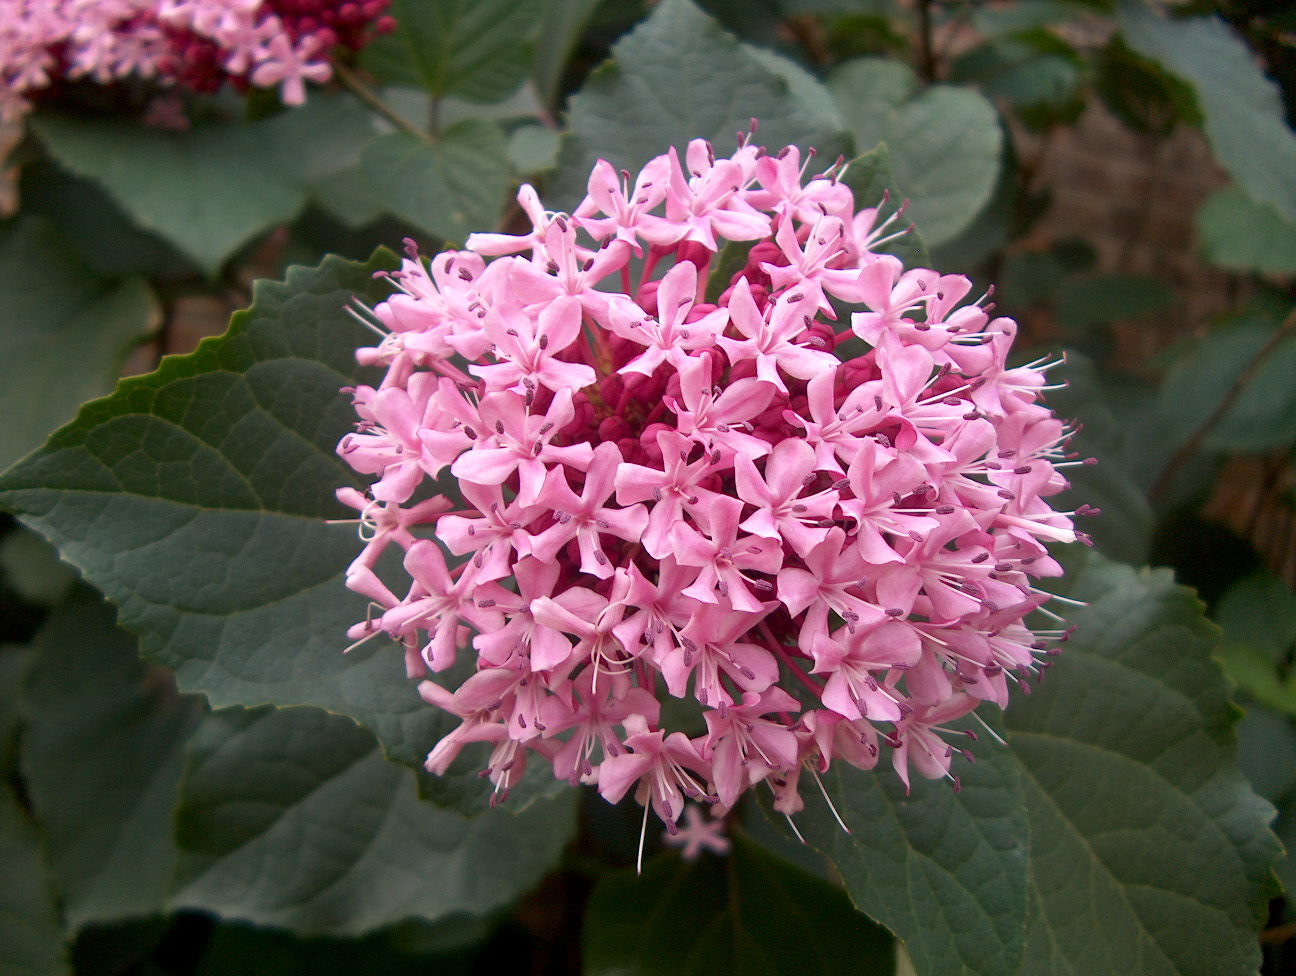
[
  {"xmin": 334, "ymin": 136, "xmax": 1089, "ymax": 858},
  {"xmin": 0, "ymin": 0, "xmax": 1288, "ymax": 973}
]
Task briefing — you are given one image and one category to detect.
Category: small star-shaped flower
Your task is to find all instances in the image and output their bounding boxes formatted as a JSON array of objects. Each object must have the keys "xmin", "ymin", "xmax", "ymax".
[{"xmin": 662, "ymin": 804, "xmax": 731, "ymax": 861}]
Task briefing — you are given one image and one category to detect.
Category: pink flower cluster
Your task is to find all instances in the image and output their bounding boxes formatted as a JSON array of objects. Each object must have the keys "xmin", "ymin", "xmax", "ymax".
[
  {"xmin": 336, "ymin": 133, "xmax": 1093, "ymax": 835},
  {"xmin": 0, "ymin": 0, "xmax": 392, "ymax": 121}
]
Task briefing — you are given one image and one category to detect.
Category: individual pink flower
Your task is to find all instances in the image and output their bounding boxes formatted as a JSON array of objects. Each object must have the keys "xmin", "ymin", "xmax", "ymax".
[{"xmin": 662, "ymin": 804, "xmax": 731, "ymax": 860}]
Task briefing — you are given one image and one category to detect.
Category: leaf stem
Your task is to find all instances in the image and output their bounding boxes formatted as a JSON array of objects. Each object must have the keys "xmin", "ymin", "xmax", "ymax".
[
  {"xmin": 331, "ymin": 59, "xmax": 438, "ymax": 149},
  {"xmin": 916, "ymin": 0, "xmax": 938, "ymax": 82},
  {"xmin": 1151, "ymin": 307, "xmax": 1296, "ymax": 503}
]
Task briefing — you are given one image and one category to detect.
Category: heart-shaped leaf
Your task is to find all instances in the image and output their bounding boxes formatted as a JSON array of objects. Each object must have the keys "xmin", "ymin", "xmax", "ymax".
[
  {"xmin": 20, "ymin": 588, "xmax": 202, "ymax": 932},
  {"xmin": 1197, "ymin": 186, "xmax": 1296, "ymax": 275},
  {"xmin": 171, "ymin": 704, "xmax": 576, "ymax": 936},
  {"xmin": 31, "ymin": 113, "xmax": 307, "ymax": 275},
  {"xmin": 0, "ymin": 251, "xmax": 560, "ymax": 815},
  {"xmin": 584, "ymin": 833, "xmax": 895, "ymax": 976},
  {"xmin": 1120, "ymin": 4, "xmax": 1296, "ymax": 226},
  {"xmin": 0, "ymin": 218, "xmax": 158, "ymax": 472},
  {"xmin": 361, "ymin": 120, "xmax": 511, "ymax": 244},
  {"xmin": 778, "ymin": 552, "xmax": 1278, "ymax": 976},
  {"xmin": 790, "ymin": 713, "xmax": 1030, "ymax": 976},
  {"xmin": 548, "ymin": 0, "xmax": 850, "ymax": 210},
  {"xmin": 361, "ymin": 0, "xmax": 542, "ymax": 103},
  {"xmin": 829, "ymin": 58, "xmax": 1002, "ymax": 246},
  {"xmin": 0, "ymin": 784, "xmax": 69, "ymax": 976},
  {"xmin": 1005, "ymin": 553, "xmax": 1279, "ymax": 973}
]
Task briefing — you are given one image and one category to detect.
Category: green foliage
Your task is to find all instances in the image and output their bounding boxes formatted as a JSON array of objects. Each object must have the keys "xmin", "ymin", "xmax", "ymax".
[
  {"xmin": 1007, "ymin": 553, "xmax": 1279, "ymax": 972},
  {"xmin": 171, "ymin": 704, "xmax": 576, "ymax": 935},
  {"xmin": 361, "ymin": 121, "xmax": 511, "ymax": 243},
  {"xmin": 788, "ymin": 553, "xmax": 1279, "ymax": 976},
  {"xmin": 1120, "ymin": 2, "xmax": 1296, "ymax": 225},
  {"xmin": 1157, "ymin": 311, "xmax": 1296, "ymax": 453},
  {"xmin": 1216, "ymin": 573, "xmax": 1296, "ymax": 715},
  {"xmin": 584, "ymin": 835, "xmax": 895, "ymax": 976},
  {"xmin": 828, "ymin": 58, "xmax": 1002, "ymax": 246},
  {"xmin": 1042, "ymin": 355, "xmax": 1154, "ymax": 564},
  {"xmin": 0, "ymin": 218, "xmax": 158, "ymax": 472},
  {"xmin": 948, "ymin": 30, "xmax": 1087, "ymax": 128},
  {"xmin": 549, "ymin": 0, "xmax": 850, "ymax": 209},
  {"xmin": 188, "ymin": 916, "xmax": 493, "ymax": 976},
  {"xmin": 1094, "ymin": 36, "xmax": 1200, "ymax": 136},
  {"xmin": 0, "ymin": 785, "xmax": 68, "ymax": 976},
  {"xmin": 1054, "ymin": 273, "xmax": 1175, "ymax": 330},
  {"xmin": 20, "ymin": 589, "xmax": 202, "ymax": 931},
  {"xmin": 0, "ymin": 251, "xmax": 565, "ymax": 813},
  {"xmin": 360, "ymin": 0, "xmax": 543, "ymax": 102},
  {"xmin": 2, "ymin": 0, "xmax": 1295, "ymax": 970},
  {"xmin": 0, "ymin": 643, "xmax": 67, "ymax": 976},
  {"xmin": 1197, "ymin": 186, "xmax": 1296, "ymax": 275},
  {"xmin": 788, "ymin": 712, "xmax": 1030, "ymax": 976},
  {"xmin": 31, "ymin": 114, "xmax": 307, "ymax": 275},
  {"xmin": 0, "ymin": 254, "xmax": 425, "ymax": 759},
  {"xmin": 532, "ymin": 0, "xmax": 609, "ymax": 108},
  {"xmin": 13, "ymin": 584, "xmax": 576, "ymax": 941}
]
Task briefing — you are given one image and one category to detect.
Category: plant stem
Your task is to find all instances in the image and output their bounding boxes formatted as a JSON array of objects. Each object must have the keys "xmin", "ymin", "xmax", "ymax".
[
  {"xmin": 1151, "ymin": 308, "xmax": 1296, "ymax": 503},
  {"xmin": 332, "ymin": 59, "xmax": 438, "ymax": 148},
  {"xmin": 916, "ymin": 0, "xmax": 938, "ymax": 82}
]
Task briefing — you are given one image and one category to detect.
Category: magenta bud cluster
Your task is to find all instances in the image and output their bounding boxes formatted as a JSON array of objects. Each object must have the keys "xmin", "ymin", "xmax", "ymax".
[
  {"xmin": 0, "ymin": 0, "xmax": 393, "ymax": 122},
  {"xmin": 335, "ymin": 133, "xmax": 1091, "ymax": 832}
]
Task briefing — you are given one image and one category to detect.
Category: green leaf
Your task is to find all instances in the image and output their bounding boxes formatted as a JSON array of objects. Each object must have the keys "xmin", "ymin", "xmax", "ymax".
[
  {"xmin": 925, "ymin": 127, "xmax": 1019, "ymax": 273},
  {"xmin": 1235, "ymin": 704, "xmax": 1296, "ymax": 803},
  {"xmin": 0, "ymin": 526, "xmax": 77, "ymax": 610},
  {"xmin": 171, "ymin": 704, "xmax": 576, "ymax": 936},
  {"xmin": 0, "ymin": 251, "xmax": 560, "ymax": 815},
  {"xmin": 532, "ymin": 0, "xmax": 607, "ymax": 108},
  {"xmin": 1216, "ymin": 572, "xmax": 1296, "ymax": 661},
  {"xmin": 829, "ymin": 58, "xmax": 1002, "ymax": 246},
  {"xmin": 507, "ymin": 124, "xmax": 561, "ymax": 175},
  {"xmin": 791, "ymin": 714, "xmax": 1031, "ymax": 976},
  {"xmin": 19, "ymin": 588, "xmax": 204, "ymax": 931},
  {"xmin": 1214, "ymin": 573, "xmax": 1296, "ymax": 715},
  {"xmin": 0, "ymin": 646, "xmax": 32, "ymax": 775},
  {"xmin": 705, "ymin": 238, "xmax": 758, "ymax": 304},
  {"xmin": 1006, "ymin": 552, "xmax": 1280, "ymax": 973},
  {"xmin": 1216, "ymin": 642, "xmax": 1296, "ymax": 715},
  {"xmin": 970, "ymin": 1, "xmax": 1090, "ymax": 37},
  {"xmin": 261, "ymin": 92, "xmax": 379, "ymax": 186},
  {"xmin": 257, "ymin": 91, "xmax": 390, "ymax": 229},
  {"xmin": 0, "ymin": 255, "xmax": 403, "ymax": 746},
  {"xmin": 15, "ymin": 579, "xmax": 574, "ymax": 939},
  {"xmin": 361, "ymin": 120, "xmax": 511, "ymax": 244},
  {"xmin": 30, "ymin": 113, "xmax": 307, "ymax": 275},
  {"xmin": 548, "ymin": 0, "xmax": 850, "ymax": 210},
  {"xmin": 1119, "ymin": 3, "xmax": 1296, "ymax": 225},
  {"xmin": 360, "ymin": 0, "xmax": 542, "ymax": 103},
  {"xmin": 0, "ymin": 784, "xmax": 69, "ymax": 976},
  {"xmin": 948, "ymin": 30, "xmax": 1086, "ymax": 125},
  {"xmin": 583, "ymin": 834, "xmax": 894, "ymax": 976},
  {"xmin": 777, "ymin": 552, "xmax": 1280, "ymax": 975},
  {"xmin": 1094, "ymin": 36, "xmax": 1199, "ymax": 137},
  {"xmin": 1040, "ymin": 353, "xmax": 1153, "ymax": 564},
  {"xmin": 1053, "ymin": 273, "xmax": 1175, "ymax": 330},
  {"xmin": 838, "ymin": 142, "xmax": 926, "ymax": 267},
  {"xmin": 0, "ymin": 218, "xmax": 159, "ymax": 472},
  {"xmin": 192, "ymin": 916, "xmax": 490, "ymax": 976},
  {"xmin": 1156, "ymin": 312, "xmax": 1296, "ymax": 453},
  {"xmin": 19, "ymin": 161, "xmax": 198, "ymax": 280},
  {"xmin": 1197, "ymin": 186, "xmax": 1296, "ymax": 275}
]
